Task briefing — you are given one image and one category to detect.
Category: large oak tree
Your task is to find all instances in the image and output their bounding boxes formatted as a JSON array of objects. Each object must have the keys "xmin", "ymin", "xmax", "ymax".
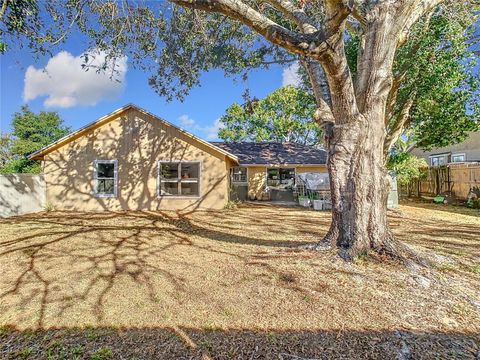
[{"xmin": 2, "ymin": 0, "xmax": 478, "ymax": 260}]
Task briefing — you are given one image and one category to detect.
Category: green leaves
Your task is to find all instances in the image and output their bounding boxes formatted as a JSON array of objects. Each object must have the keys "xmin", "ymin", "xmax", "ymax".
[
  {"xmin": 0, "ymin": 106, "xmax": 70, "ymax": 174},
  {"xmin": 393, "ymin": 10, "xmax": 480, "ymax": 150},
  {"xmin": 218, "ymin": 85, "xmax": 321, "ymax": 145},
  {"xmin": 387, "ymin": 152, "xmax": 428, "ymax": 186}
]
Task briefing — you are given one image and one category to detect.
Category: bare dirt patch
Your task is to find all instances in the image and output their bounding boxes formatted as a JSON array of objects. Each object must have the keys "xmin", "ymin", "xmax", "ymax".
[{"xmin": 1, "ymin": 202, "xmax": 479, "ymax": 358}]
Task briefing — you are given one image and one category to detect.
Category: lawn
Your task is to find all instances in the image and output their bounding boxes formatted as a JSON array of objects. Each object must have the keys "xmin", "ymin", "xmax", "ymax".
[{"xmin": 0, "ymin": 202, "xmax": 479, "ymax": 359}]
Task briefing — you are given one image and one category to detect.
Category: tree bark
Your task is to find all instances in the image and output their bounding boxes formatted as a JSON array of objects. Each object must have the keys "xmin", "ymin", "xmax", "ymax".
[
  {"xmin": 326, "ymin": 116, "xmax": 394, "ymax": 260},
  {"xmin": 171, "ymin": 0, "xmax": 446, "ymax": 261}
]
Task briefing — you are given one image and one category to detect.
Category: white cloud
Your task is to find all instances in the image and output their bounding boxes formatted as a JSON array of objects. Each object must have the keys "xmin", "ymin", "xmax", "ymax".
[
  {"xmin": 178, "ymin": 114, "xmax": 195, "ymax": 128},
  {"xmin": 23, "ymin": 50, "xmax": 127, "ymax": 108},
  {"xmin": 200, "ymin": 119, "xmax": 224, "ymax": 140},
  {"xmin": 177, "ymin": 115, "xmax": 223, "ymax": 140},
  {"xmin": 282, "ymin": 61, "xmax": 301, "ymax": 87}
]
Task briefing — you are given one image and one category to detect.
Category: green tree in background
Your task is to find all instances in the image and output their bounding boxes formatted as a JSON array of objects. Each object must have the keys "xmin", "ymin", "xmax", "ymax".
[
  {"xmin": 0, "ymin": 132, "xmax": 14, "ymax": 166},
  {"xmin": 0, "ymin": 106, "xmax": 70, "ymax": 174},
  {"xmin": 218, "ymin": 86, "xmax": 321, "ymax": 145},
  {"xmin": 345, "ymin": 12, "xmax": 479, "ymax": 154}
]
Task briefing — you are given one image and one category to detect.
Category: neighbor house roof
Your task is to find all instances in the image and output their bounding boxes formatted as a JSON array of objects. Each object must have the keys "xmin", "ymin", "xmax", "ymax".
[
  {"xmin": 211, "ymin": 142, "xmax": 327, "ymax": 166},
  {"xmin": 29, "ymin": 104, "xmax": 239, "ymax": 162}
]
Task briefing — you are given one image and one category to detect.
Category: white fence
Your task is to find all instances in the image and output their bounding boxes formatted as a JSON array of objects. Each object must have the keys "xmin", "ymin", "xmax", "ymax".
[{"xmin": 0, "ymin": 174, "xmax": 46, "ymax": 217}]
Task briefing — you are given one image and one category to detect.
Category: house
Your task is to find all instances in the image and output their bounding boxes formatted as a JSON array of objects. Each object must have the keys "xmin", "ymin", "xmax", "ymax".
[
  {"xmin": 29, "ymin": 104, "xmax": 327, "ymax": 211},
  {"xmin": 410, "ymin": 131, "xmax": 480, "ymax": 166}
]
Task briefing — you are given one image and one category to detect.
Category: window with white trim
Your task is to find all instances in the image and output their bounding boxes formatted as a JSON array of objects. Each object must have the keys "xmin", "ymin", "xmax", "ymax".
[
  {"xmin": 231, "ymin": 167, "xmax": 247, "ymax": 183},
  {"xmin": 158, "ymin": 162, "xmax": 200, "ymax": 196},
  {"xmin": 94, "ymin": 160, "xmax": 118, "ymax": 197},
  {"xmin": 430, "ymin": 155, "xmax": 447, "ymax": 167},
  {"xmin": 451, "ymin": 153, "xmax": 466, "ymax": 163}
]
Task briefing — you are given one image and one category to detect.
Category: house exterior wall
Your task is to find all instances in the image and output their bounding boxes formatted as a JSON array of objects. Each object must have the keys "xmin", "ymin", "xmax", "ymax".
[
  {"xmin": 410, "ymin": 131, "xmax": 480, "ymax": 165},
  {"xmin": 245, "ymin": 165, "xmax": 327, "ymax": 200},
  {"xmin": 43, "ymin": 108, "xmax": 230, "ymax": 211},
  {"xmin": 247, "ymin": 167, "xmax": 266, "ymax": 199},
  {"xmin": 295, "ymin": 165, "xmax": 328, "ymax": 173}
]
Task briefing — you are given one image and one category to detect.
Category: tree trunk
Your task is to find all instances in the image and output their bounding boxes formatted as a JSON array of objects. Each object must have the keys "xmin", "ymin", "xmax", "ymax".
[{"xmin": 317, "ymin": 113, "xmax": 398, "ymax": 260}]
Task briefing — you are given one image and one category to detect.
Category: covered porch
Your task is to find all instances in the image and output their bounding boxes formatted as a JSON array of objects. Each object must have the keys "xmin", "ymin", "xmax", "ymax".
[{"xmin": 229, "ymin": 165, "xmax": 328, "ymax": 203}]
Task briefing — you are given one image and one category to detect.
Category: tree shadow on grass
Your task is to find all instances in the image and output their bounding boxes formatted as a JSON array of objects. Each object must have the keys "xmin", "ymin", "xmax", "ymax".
[
  {"xmin": 0, "ymin": 210, "xmax": 322, "ymax": 329},
  {"xmin": 0, "ymin": 326, "xmax": 479, "ymax": 359}
]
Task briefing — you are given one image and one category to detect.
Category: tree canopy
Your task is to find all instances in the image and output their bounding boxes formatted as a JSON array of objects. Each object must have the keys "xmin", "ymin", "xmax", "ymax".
[
  {"xmin": 218, "ymin": 86, "xmax": 321, "ymax": 145},
  {"xmin": 0, "ymin": 106, "xmax": 70, "ymax": 173}
]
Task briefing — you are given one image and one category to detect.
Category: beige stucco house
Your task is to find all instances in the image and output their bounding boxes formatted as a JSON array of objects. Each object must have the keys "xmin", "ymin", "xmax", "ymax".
[
  {"xmin": 30, "ymin": 104, "xmax": 327, "ymax": 211},
  {"xmin": 410, "ymin": 131, "xmax": 480, "ymax": 166}
]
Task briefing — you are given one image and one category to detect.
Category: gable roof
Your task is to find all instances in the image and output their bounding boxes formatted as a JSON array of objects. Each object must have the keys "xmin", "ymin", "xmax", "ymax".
[
  {"xmin": 28, "ymin": 104, "xmax": 238, "ymax": 162},
  {"xmin": 211, "ymin": 142, "xmax": 327, "ymax": 166}
]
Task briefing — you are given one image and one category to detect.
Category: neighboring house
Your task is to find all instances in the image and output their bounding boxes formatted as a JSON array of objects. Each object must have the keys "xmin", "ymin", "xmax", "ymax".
[
  {"xmin": 29, "ymin": 104, "xmax": 327, "ymax": 211},
  {"xmin": 410, "ymin": 131, "xmax": 480, "ymax": 166}
]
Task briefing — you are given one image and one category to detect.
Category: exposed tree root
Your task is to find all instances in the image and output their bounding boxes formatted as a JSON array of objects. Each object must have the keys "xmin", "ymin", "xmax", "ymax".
[
  {"xmin": 302, "ymin": 232, "xmax": 431, "ymax": 268},
  {"xmin": 373, "ymin": 236, "xmax": 431, "ymax": 268}
]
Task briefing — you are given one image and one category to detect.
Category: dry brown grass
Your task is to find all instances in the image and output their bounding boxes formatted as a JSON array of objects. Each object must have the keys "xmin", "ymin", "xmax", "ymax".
[{"xmin": 0, "ymin": 201, "xmax": 479, "ymax": 359}]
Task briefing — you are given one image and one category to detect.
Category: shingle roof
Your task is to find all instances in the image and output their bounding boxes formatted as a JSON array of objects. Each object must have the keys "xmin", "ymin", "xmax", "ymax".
[{"xmin": 211, "ymin": 142, "xmax": 327, "ymax": 165}]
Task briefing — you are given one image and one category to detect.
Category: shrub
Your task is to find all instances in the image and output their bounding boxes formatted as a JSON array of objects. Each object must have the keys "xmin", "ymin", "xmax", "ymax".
[
  {"xmin": 224, "ymin": 199, "xmax": 241, "ymax": 210},
  {"xmin": 44, "ymin": 202, "xmax": 56, "ymax": 212}
]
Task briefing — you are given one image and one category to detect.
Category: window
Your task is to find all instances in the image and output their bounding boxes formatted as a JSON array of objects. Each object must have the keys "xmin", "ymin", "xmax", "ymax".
[
  {"xmin": 451, "ymin": 153, "xmax": 466, "ymax": 163},
  {"xmin": 158, "ymin": 162, "xmax": 200, "ymax": 197},
  {"xmin": 267, "ymin": 168, "xmax": 295, "ymax": 188},
  {"xmin": 94, "ymin": 160, "xmax": 118, "ymax": 197},
  {"xmin": 430, "ymin": 155, "xmax": 447, "ymax": 167},
  {"xmin": 231, "ymin": 167, "xmax": 247, "ymax": 183}
]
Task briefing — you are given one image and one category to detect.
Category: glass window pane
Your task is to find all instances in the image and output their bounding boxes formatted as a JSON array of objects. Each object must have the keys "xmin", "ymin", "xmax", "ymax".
[
  {"xmin": 97, "ymin": 179, "xmax": 115, "ymax": 194},
  {"xmin": 161, "ymin": 181, "xmax": 179, "ymax": 195},
  {"xmin": 267, "ymin": 168, "xmax": 280, "ymax": 187},
  {"xmin": 180, "ymin": 163, "xmax": 199, "ymax": 179},
  {"xmin": 279, "ymin": 168, "xmax": 295, "ymax": 184},
  {"xmin": 181, "ymin": 182, "xmax": 199, "ymax": 196},
  {"xmin": 97, "ymin": 163, "xmax": 114, "ymax": 178},
  {"xmin": 232, "ymin": 167, "xmax": 247, "ymax": 182},
  {"xmin": 161, "ymin": 163, "xmax": 179, "ymax": 179},
  {"xmin": 267, "ymin": 168, "xmax": 279, "ymax": 179}
]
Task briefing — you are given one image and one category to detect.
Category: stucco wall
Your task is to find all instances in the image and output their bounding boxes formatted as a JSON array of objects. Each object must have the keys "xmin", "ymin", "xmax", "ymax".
[
  {"xmin": 410, "ymin": 131, "xmax": 480, "ymax": 164},
  {"xmin": 43, "ymin": 109, "xmax": 230, "ymax": 211},
  {"xmin": 295, "ymin": 165, "xmax": 328, "ymax": 173},
  {"xmin": 247, "ymin": 167, "xmax": 266, "ymax": 199},
  {"xmin": 0, "ymin": 174, "xmax": 46, "ymax": 217}
]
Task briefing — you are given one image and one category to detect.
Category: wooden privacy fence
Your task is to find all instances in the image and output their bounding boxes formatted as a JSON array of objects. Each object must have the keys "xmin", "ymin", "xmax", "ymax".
[{"xmin": 401, "ymin": 163, "xmax": 480, "ymax": 199}]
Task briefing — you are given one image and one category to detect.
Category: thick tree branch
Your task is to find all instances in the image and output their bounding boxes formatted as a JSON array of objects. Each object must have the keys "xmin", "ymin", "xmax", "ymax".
[
  {"xmin": 396, "ymin": 0, "xmax": 444, "ymax": 46},
  {"xmin": 385, "ymin": 71, "xmax": 407, "ymax": 123},
  {"xmin": 384, "ymin": 93, "xmax": 416, "ymax": 155},
  {"xmin": 262, "ymin": 0, "xmax": 317, "ymax": 34},
  {"xmin": 301, "ymin": 58, "xmax": 335, "ymax": 124},
  {"xmin": 324, "ymin": 0, "xmax": 352, "ymax": 35},
  {"xmin": 356, "ymin": 0, "xmax": 445, "ymax": 115},
  {"xmin": 171, "ymin": 0, "xmax": 329, "ymax": 58}
]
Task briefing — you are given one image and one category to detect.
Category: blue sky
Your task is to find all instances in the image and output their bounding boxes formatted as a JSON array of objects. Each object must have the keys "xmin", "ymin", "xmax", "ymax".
[{"xmin": 0, "ymin": 35, "xmax": 296, "ymax": 141}]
